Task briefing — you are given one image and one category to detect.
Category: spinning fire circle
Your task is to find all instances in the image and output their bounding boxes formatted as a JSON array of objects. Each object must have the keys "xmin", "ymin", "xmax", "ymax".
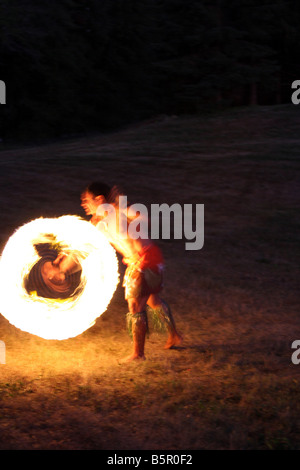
[{"xmin": 0, "ymin": 216, "xmax": 119, "ymax": 340}]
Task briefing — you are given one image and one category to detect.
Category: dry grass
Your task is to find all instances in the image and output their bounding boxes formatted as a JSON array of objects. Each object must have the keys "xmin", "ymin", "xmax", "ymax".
[{"xmin": 0, "ymin": 104, "xmax": 299, "ymax": 450}]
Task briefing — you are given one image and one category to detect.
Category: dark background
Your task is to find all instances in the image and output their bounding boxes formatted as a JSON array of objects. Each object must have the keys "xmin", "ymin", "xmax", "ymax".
[
  {"xmin": 0, "ymin": 0, "xmax": 300, "ymax": 142},
  {"xmin": 0, "ymin": 1, "xmax": 300, "ymax": 451}
]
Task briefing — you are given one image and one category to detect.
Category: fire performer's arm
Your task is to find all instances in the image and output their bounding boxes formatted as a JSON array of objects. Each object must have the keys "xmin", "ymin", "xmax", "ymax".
[{"xmin": 52, "ymin": 252, "xmax": 81, "ymax": 276}]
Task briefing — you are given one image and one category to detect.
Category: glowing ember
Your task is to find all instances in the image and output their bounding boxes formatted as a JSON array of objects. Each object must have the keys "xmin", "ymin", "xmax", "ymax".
[{"xmin": 0, "ymin": 216, "xmax": 119, "ymax": 340}]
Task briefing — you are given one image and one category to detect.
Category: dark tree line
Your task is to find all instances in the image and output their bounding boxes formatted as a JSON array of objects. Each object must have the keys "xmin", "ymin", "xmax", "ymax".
[{"xmin": 0, "ymin": 0, "xmax": 299, "ymax": 141}]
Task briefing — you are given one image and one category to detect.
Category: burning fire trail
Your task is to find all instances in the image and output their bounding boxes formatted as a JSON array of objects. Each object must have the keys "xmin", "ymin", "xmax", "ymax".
[{"xmin": 0, "ymin": 216, "xmax": 119, "ymax": 340}]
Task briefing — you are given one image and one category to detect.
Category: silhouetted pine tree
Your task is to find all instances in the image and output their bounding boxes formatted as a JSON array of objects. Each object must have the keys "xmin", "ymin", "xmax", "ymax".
[{"xmin": 0, "ymin": 0, "xmax": 100, "ymax": 139}]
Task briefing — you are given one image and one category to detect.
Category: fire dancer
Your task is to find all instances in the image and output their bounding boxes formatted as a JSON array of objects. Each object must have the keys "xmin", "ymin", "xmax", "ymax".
[{"xmin": 81, "ymin": 182, "xmax": 182, "ymax": 362}]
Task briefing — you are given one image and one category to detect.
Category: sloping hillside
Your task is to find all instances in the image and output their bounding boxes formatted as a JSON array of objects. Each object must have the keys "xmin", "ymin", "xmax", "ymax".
[{"xmin": 0, "ymin": 105, "xmax": 299, "ymax": 450}]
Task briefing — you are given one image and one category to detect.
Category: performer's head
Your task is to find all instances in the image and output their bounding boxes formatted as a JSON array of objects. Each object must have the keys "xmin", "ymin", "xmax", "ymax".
[
  {"xmin": 81, "ymin": 182, "xmax": 121, "ymax": 215},
  {"xmin": 86, "ymin": 182, "xmax": 112, "ymax": 199}
]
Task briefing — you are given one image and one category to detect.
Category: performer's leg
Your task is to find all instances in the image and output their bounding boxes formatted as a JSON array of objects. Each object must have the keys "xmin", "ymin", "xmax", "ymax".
[
  {"xmin": 147, "ymin": 294, "xmax": 183, "ymax": 349},
  {"xmin": 121, "ymin": 296, "xmax": 148, "ymax": 363}
]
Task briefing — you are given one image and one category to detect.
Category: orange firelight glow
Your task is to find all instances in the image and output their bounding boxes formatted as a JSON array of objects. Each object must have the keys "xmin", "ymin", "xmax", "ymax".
[{"xmin": 0, "ymin": 216, "xmax": 119, "ymax": 340}]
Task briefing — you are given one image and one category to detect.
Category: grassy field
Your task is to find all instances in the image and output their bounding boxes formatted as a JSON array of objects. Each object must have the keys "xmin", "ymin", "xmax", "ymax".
[{"xmin": 0, "ymin": 104, "xmax": 299, "ymax": 450}]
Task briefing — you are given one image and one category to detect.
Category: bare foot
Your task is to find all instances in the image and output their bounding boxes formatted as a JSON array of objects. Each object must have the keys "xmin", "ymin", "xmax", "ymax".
[
  {"xmin": 164, "ymin": 333, "xmax": 183, "ymax": 349},
  {"xmin": 119, "ymin": 353, "xmax": 146, "ymax": 364}
]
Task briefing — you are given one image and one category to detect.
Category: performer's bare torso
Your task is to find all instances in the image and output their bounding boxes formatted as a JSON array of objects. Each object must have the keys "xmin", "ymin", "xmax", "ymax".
[{"xmin": 95, "ymin": 207, "xmax": 152, "ymax": 261}]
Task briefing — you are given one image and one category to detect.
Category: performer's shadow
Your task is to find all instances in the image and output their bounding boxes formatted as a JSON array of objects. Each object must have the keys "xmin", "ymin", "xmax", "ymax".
[{"xmin": 168, "ymin": 343, "xmax": 210, "ymax": 353}]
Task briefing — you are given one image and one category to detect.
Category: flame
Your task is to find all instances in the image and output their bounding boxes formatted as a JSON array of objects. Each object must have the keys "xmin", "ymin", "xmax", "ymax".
[{"xmin": 0, "ymin": 216, "xmax": 119, "ymax": 340}]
